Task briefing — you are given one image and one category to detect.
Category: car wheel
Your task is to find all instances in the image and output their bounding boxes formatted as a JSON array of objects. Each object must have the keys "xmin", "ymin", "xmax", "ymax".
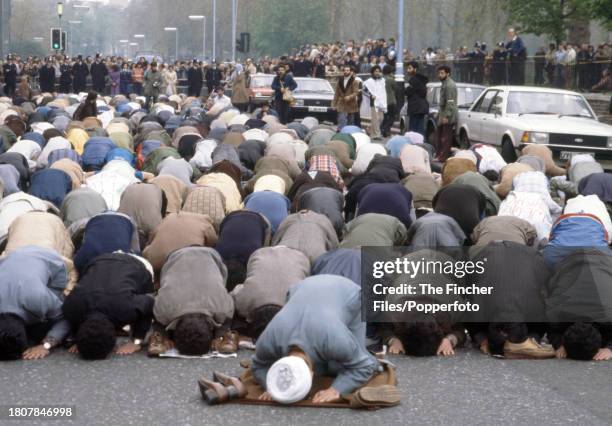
[
  {"xmin": 459, "ymin": 129, "xmax": 470, "ymax": 149},
  {"xmin": 501, "ymin": 137, "xmax": 517, "ymax": 162}
]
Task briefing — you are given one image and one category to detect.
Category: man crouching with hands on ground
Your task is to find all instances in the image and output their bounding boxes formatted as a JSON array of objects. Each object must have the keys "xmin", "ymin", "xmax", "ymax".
[{"xmin": 252, "ymin": 275, "xmax": 399, "ymax": 406}]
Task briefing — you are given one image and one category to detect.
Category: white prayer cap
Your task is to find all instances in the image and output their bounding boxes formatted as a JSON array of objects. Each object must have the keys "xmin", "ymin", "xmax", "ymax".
[{"xmin": 266, "ymin": 355, "xmax": 312, "ymax": 404}]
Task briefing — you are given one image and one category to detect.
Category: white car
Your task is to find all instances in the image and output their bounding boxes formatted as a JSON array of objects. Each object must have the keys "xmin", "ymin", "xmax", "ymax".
[{"xmin": 457, "ymin": 86, "xmax": 612, "ymax": 162}]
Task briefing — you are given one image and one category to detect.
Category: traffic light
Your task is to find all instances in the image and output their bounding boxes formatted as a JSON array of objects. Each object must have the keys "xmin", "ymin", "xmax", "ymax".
[
  {"xmin": 241, "ymin": 32, "xmax": 250, "ymax": 53},
  {"xmin": 236, "ymin": 37, "xmax": 244, "ymax": 53},
  {"xmin": 51, "ymin": 28, "xmax": 62, "ymax": 50},
  {"xmin": 62, "ymin": 31, "xmax": 67, "ymax": 52}
]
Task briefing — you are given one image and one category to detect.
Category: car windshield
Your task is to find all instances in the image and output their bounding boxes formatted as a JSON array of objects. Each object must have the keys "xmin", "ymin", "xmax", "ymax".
[
  {"xmin": 432, "ymin": 86, "xmax": 484, "ymax": 107},
  {"xmin": 506, "ymin": 91, "xmax": 594, "ymax": 118},
  {"xmin": 251, "ymin": 76, "xmax": 274, "ymax": 88},
  {"xmin": 295, "ymin": 79, "xmax": 332, "ymax": 93}
]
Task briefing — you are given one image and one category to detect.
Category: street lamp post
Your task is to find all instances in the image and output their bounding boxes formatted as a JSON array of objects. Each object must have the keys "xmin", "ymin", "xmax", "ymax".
[
  {"xmin": 395, "ymin": 0, "xmax": 405, "ymax": 116},
  {"xmin": 395, "ymin": 0, "xmax": 404, "ymax": 83},
  {"xmin": 57, "ymin": 1, "xmax": 64, "ymax": 52},
  {"xmin": 119, "ymin": 39, "xmax": 129, "ymax": 58},
  {"xmin": 68, "ymin": 20, "xmax": 81, "ymax": 57},
  {"xmin": 188, "ymin": 15, "xmax": 206, "ymax": 60},
  {"xmin": 57, "ymin": 1, "xmax": 63, "ymax": 27},
  {"xmin": 134, "ymin": 34, "xmax": 145, "ymax": 51},
  {"xmin": 164, "ymin": 27, "xmax": 178, "ymax": 62},
  {"xmin": 129, "ymin": 42, "xmax": 139, "ymax": 59},
  {"xmin": 231, "ymin": 0, "xmax": 236, "ymax": 62},
  {"xmin": 212, "ymin": 0, "xmax": 216, "ymax": 62}
]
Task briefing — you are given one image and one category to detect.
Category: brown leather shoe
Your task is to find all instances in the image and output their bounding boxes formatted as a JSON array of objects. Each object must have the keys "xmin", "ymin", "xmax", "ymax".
[
  {"xmin": 350, "ymin": 385, "xmax": 400, "ymax": 409},
  {"xmin": 216, "ymin": 331, "xmax": 239, "ymax": 354},
  {"xmin": 504, "ymin": 338, "xmax": 555, "ymax": 359},
  {"xmin": 147, "ymin": 331, "xmax": 166, "ymax": 357}
]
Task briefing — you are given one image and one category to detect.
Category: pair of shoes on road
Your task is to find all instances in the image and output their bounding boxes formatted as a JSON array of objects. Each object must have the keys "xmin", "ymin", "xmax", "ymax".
[
  {"xmin": 504, "ymin": 337, "xmax": 555, "ymax": 359},
  {"xmin": 198, "ymin": 371, "xmax": 247, "ymax": 405},
  {"xmin": 350, "ymin": 385, "xmax": 401, "ymax": 409},
  {"xmin": 211, "ymin": 331, "xmax": 239, "ymax": 354}
]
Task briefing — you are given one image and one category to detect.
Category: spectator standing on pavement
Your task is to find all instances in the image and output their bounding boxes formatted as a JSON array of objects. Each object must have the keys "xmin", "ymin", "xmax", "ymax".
[
  {"xmin": 39, "ymin": 58, "xmax": 56, "ymax": 93},
  {"xmin": 144, "ymin": 62, "xmax": 163, "ymax": 110},
  {"xmin": 231, "ymin": 64, "xmax": 250, "ymax": 113},
  {"xmin": 312, "ymin": 56, "xmax": 326, "ymax": 79},
  {"xmin": 381, "ymin": 64, "xmax": 397, "ymax": 138},
  {"xmin": 109, "ymin": 64, "xmax": 120, "ymax": 96},
  {"xmin": 405, "ymin": 61, "xmax": 429, "ymax": 137},
  {"xmin": 164, "ymin": 64, "xmax": 178, "ymax": 96},
  {"xmin": 187, "ymin": 61, "xmax": 204, "ymax": 97},
  {"xmin": 332, "ymin": 65, "xmax": 360, "ymax": 129},
  {"xmin": 271, "ymin": 63, "xmax": 297, "ymax": 124},
  {"xmin": 119, "ymin": 62, "xmax": 132, "ymax": 96},
  {"xmin": 206, "ymin": 62, "xmax": 222, "ymax": 96},
  {"xmin": 59, "ymin": 58, "xmax": 72, "ymax": 94},
  {"xmin": 434, "ymin": 65, "xmax": 457, "ymax": 162},
  {"xmin": 491, "ymin": 42, "xmax": 507, "ymax": 85},
  {"xmin": 361, "ymin": 65, "xmax": 387, "ymax": 140},
  {"xmin": 554, "ymin": 44, "xmax": 567, "ymax": 88},
  {"xmin": 292, "ymin": 53, "xmax": 312, "ymax": 77},
  {"xmin": 534, "ymin": 46, "xmax": 546, "ymax": 86},
  {"xmin": 2, "ymin": 55, "xmax": 18, "ymax": 97},
  {"xmin": 505, "ymin": 28, "xmax": 526, "ymax": 85},
  {"xmin": 72, "ymin": 55, "xmax": 89, "ymax": 93},
  {"xmin": 90, "ymin": 55, "xmax": 108, "ymax": 95},
  {"xmin": 132, "ymin": 63, "xmax": 144, "ymax": 96}
]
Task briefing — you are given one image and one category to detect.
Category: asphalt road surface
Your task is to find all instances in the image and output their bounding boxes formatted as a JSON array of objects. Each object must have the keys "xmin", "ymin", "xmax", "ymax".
[{"xmin": 2, "ymin": 344, "xmax": 611, "ymax": 426}]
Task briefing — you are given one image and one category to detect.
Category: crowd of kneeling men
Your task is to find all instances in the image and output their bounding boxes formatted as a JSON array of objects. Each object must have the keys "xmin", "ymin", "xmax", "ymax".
[{"xmin": 0, "ymin": 90, "xmax": 610, "ymax": 406}]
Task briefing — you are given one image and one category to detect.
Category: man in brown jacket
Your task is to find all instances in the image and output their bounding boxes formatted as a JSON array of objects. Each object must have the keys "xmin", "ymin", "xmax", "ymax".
[
  {"xmin": 142, "ymin": 212, "xmax": 218, "ymax": 274},
  {"xmin": 332, "ymin": 65, "xmax": 360, "ymax": 129}
]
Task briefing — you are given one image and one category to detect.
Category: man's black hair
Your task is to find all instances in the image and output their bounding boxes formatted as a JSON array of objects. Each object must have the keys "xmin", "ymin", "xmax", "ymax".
[
  {"xmin": 407, "ymin": 61, "xmax": 419, "ymax": 70},
  {"xmin": 397, "ymin": 321, "xmax": 444, "ymax": 357},
  {"xmin": 174, "ymin": 313, "xmax": 212, "ymax": 355},
  {"xmin": 482, "ymin": 169, "xmax": 500, "ymax": 183},
  {"xmin": 0, "ymin": 313, "xmax": 27, "ymax": 361},
  {"xmin": 437, "ymin": 65, "xmax": 451, "ymax": 74},
  {"xmin": 225, "ymin": 258, "xmax": 247, "ymax": 292},
  {"xmin": 248, "ymin": 304, "xmax": 282, "ymax": 340},
  {"xmin": 76, "ymin": 315, "xmax": 116, "ymax": 360},
  {"xmin": 370, "ymin": 65, "xmax": 382, "ymax": 74},
  {"xmin": 382, "ymin": 64, "xmax": 394, "ymax": 75},
  {"xmin": 563, "ymin": 322, "xmax": 602, "ymax": 360}
]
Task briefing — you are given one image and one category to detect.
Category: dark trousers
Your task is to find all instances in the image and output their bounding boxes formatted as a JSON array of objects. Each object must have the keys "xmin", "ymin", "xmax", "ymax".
[
  {"xmin": 146, "ymin": 94, "xmax": 158, "ymax": 111},
  {"xmin": 434, "ymin": 123, "xmax": 454, "ymax": 161},
  {"xmin": 276, "ymin": 99, "xmax": 290, "ymax": 124},
  {"xmin": 234, "ymin": 103, "xmax": 248, "ymax": 113},
  {"xmin": 120, "ymin": 82, "xmax": 130, "ymax": 96},
  {"xmin": 4, "ymin": 82, "xmax": 15, "ymax": 97},
  {"xmin": 409, "ymin": 113, "xmax": 426, "ymax": 136},
  {"xmin": 381, "ymin": 104, "xmax": 396, "ymax": 137},
  {"xmin": 133, "ymin": 82, "xmax": 143, "ymax": 96}
]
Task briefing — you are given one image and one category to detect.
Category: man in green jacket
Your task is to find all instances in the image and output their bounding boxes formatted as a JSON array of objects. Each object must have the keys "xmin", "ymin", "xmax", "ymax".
[
  {"xmin": 144, "ymin": 62, "xmax": 163, "ymax": 110},
  {"xmin": 435, "ymin": 65, "xmax": 458, "ymax": 161}
]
